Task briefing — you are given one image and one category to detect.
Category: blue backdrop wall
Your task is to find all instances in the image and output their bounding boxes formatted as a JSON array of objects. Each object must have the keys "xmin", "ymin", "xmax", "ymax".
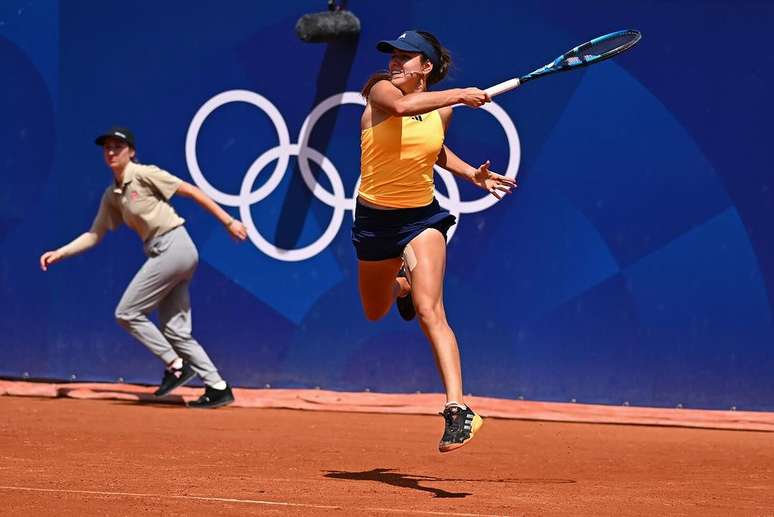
[{"xmin": 2, "ymin": 1, "xmax": 773, "ymax": 410}]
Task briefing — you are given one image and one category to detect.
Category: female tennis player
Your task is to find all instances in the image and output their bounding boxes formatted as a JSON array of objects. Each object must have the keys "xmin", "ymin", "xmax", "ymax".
[
  {"xmin": 354, "ymin": 30, "xmax": 516, "ymax": 451},
  {"xmin": 39, "ymin": 127, "xmax": 247, "ymax": 408}
]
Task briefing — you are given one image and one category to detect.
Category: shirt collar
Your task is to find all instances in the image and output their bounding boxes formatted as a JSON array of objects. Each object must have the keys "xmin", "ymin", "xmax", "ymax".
[{"xmin": 112, "ymin": 162, "xmax": 138, "ymax": 193}]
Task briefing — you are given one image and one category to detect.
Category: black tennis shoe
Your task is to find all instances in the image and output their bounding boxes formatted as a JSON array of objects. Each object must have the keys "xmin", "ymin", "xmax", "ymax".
[
  {"xmin": 396, "ymin": 267, "xmax": 415, "ymax": 321},
  {"xmin": 438, "ymin": 404, "xmax": 483, "ymax": 452},
  {"xmin": 187, "ymin": 384, "xmax": 235, "ymax": 409},
  {"xmin": 153, "ymin": 361, "xmax": 196, "ymax": 397}
]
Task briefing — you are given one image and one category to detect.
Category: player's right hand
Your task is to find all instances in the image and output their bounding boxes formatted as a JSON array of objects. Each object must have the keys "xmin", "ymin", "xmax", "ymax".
[
  {"xmin": 458, "ymin": 88, "xmax": 491, "ymax": 108},
  {"xmin": 40, "ymin": 250, "xmax": 62, "ymax": 271}
]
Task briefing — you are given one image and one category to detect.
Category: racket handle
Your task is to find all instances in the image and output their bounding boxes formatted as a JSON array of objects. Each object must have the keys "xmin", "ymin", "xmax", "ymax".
[
  {"xmin": 451, "ymin": 77, "xmax": 522, "ymax": 108},
  {"xmin": 485, "ymin": 78, "xmax": 521, "ymax": 98}
]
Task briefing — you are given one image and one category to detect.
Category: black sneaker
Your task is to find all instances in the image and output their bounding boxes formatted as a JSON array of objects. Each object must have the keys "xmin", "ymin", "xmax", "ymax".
[
  {"xmin": 153, "ymin": 361, "xmax": 196, "ymax": 397},
  {"xmin": 187, "ymin": 384, "xmax": 235, "ymax": 409},
  {"xmin": 438, "ymin": 404, "xmax": 483, "ymax": 453},
  {"xmin": 396, "ymin": 267, "xmax": 415, "ymax": 321}
]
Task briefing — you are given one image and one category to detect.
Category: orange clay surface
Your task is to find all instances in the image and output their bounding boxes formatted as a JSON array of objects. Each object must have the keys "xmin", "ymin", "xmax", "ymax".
[{"xmin": 2, "ymin": 395, "xmax": 774, "ymax": 516}]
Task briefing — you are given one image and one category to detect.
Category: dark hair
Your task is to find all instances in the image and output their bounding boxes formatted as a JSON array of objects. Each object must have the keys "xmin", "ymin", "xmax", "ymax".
[
  {"xmin": 360, "ymin": 71, "xmax": 391, "ymax": 98},
  {"xmin": 361, "ymin": 31, "xmax": 452, "ymax": 98},
  {"xmin": 416, "ymin": 31, "xmax": 452, "ymax": 85}
]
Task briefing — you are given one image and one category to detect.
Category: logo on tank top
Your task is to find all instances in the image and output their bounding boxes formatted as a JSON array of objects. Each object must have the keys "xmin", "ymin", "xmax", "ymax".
[{"xmin": 186, "ymin": 90, "xmax": 520, "ymax": 262}]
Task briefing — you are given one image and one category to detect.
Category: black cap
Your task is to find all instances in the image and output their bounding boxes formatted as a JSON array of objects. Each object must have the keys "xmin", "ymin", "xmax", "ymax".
[{"xmin": 95, "ymin": 127, "xmax": 135, "ymax": 148}]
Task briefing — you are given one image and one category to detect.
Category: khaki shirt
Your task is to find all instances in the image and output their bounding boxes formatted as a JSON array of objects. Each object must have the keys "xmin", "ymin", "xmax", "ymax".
[{"xmin": 91, "ymin": 162, "xmax": 185, "ymax": 242}]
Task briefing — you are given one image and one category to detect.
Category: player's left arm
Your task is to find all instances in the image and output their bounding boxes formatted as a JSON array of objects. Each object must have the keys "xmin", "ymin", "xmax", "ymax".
[
  {"xmin": 435, "ymin": 107, "xmax": 517, "ymax": 199},
  {"xmin": 176, "ymin": 182, "xmax": 248, "ymax": 241}
]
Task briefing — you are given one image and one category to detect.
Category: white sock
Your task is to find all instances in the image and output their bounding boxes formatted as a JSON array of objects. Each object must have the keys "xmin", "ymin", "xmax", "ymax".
[
  {"xmin": 168, "ymin": 358, "xmax": 183, "ymax": 370},
  {"xmin": 209, "ymin": 381, "xmax": 227, "ymax": 390},
  {"xmin": 445, "ymin": 401, "xmax": 467, "ymax": 410}
]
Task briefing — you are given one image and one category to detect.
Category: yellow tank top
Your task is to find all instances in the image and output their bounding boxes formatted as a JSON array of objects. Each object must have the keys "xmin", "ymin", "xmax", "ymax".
[{"xmin": 359, "ymin": 110, "xmax": 445, "ymax": 208}]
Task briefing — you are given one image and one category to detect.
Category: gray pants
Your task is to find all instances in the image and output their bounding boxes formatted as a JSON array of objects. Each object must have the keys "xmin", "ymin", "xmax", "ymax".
[{"xmin": 114, "ymin": 226, "xmax": 223, "ymax": 386}]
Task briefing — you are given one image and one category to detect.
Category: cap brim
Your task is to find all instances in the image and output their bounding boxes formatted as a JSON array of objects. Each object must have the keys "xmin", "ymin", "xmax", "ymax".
[
  {"xmin": 94, "ymin": 134, "xmax": 132, "ymax": 147},
  {"xmin": 376, "ymin": 39, "xmax": 423, "ymax": 54}
]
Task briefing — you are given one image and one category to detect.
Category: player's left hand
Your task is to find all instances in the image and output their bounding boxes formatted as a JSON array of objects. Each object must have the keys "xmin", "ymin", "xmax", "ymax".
[
  {"xmin": 471, "ymin": 160, "xmax": 517, "ymax": 199},
  {"xmin": 227, "ymin": 220, "xmax": 248, "ymax": 241}
]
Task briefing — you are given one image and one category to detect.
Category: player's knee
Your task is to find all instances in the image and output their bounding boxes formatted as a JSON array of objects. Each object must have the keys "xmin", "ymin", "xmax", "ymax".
[
  {"xmin": 115, "ymin": 315, "xmax": 131, "ymax": 329},
  {"xmin": 361, "ymin": 297, "xmax": 392, "ymax": 321},
  {"xmin": 114, "ymin": 307, "xmax": 139, "ymax": 328},
  {"xmin": 360, "ymin": 292, "xmax": 392, "ymax": 321},
  {"xmin": 415, "ymin": 302, "xmax": 443, "ymax": 327},
  {"xmin": 363, "ymin": 305, "xmax": 386, "ymax": 322}
]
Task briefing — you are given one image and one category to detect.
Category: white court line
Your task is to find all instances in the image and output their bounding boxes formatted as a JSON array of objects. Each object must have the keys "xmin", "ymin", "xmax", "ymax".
[{"xmin": 0, "ymin": 485, "xmax": 513, "ymax": 517}]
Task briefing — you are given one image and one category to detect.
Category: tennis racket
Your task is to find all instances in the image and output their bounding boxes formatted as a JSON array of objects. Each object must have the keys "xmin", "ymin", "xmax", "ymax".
[{"xmin": 479, "ymin": 29, "xmax": 642, "ymax": 99}]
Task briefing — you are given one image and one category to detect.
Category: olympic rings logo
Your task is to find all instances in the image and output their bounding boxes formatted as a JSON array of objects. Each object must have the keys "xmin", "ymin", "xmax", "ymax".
[{"xmin": 185, "ymin": 90, "xmax": 520, "ymax": 262}]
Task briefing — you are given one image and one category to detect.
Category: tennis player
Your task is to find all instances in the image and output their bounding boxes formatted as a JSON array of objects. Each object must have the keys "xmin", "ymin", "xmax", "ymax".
[
  {"xmin": 354, "ymin": 30, "xmax": 516, "ymax": 451},
  {"xmin": 40, "ymin": 127, "xmax": 246, "ymax": 408}
]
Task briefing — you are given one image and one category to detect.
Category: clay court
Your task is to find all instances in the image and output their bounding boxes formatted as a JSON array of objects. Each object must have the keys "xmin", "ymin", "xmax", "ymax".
[{"xmin": 2, "ymin": 385, "xmax": 774, "ymax": 516}]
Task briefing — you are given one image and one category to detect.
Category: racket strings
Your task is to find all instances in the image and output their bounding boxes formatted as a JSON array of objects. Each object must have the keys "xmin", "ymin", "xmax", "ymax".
[
  {"xmin": 500, "ymin": 29, "xmax": 641, "ymax": 89},
  {"xmin": 581, "ymin": 31, "xmax": 641, "ymax": 61}
]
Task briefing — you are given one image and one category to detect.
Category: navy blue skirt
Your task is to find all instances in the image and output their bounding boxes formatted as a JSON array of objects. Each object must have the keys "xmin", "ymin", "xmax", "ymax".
[{"xmin": 351, "ymin": 198, "xmax": 457, "ymax": 261}]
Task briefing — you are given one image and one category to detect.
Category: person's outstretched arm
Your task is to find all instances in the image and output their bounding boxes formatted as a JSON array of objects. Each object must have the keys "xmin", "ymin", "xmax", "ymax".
[
  {"xmin": 40, "ymin": 231, "xmax": 103, "ymax": 271},
  {"xmin": 176, "ymin": 181, "xmax": 248, "ymax": 241},
  {"xmin": 369, "ymin": 80, "xmax": 490, "ymax": 117},
  {"xmin": 40, "ymin": 190, "xmax": 120, "ymax": 271}
]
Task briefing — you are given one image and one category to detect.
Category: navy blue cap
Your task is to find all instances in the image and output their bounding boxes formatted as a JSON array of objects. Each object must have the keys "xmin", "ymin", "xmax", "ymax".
[
  {"xmin": 95, "ymin": 126, "xmax": 136, "ymax": 148},
  {"xmin": 376, "ymin": 30, "xmax": 440, "ymax": 70}
]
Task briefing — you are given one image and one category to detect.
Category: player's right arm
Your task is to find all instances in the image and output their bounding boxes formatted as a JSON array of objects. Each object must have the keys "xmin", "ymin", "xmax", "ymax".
[
  {"xmin": 40, "ymin": 231, "xmax": 104, "ymax": 271},
  {"xmin": 40, "ymin": 191, "xmax": 117, "ymax": 271},
  {"xmin": 368, "ymin": 80, "xmax": 489, "ymax": 117}
]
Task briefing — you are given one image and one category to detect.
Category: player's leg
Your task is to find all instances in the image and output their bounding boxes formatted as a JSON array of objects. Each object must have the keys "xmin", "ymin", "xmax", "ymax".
[
  {"xmin": 407, "ymin": 228, "xmax": 483, "ymax": 452},
  {"xmin": 114, "ymin": 258, "xmax": 181, "ymax": 371},
  {"xmin": 159, "ymin": 276, "xmax": 233, "ymax": 408},
  {"xmin": 114, "ymin": 227, "xmax": 198, "ymax": 399},
  {"xmin": 357, "ymin": 257, "xmax": 407, "ymax": 321}
]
